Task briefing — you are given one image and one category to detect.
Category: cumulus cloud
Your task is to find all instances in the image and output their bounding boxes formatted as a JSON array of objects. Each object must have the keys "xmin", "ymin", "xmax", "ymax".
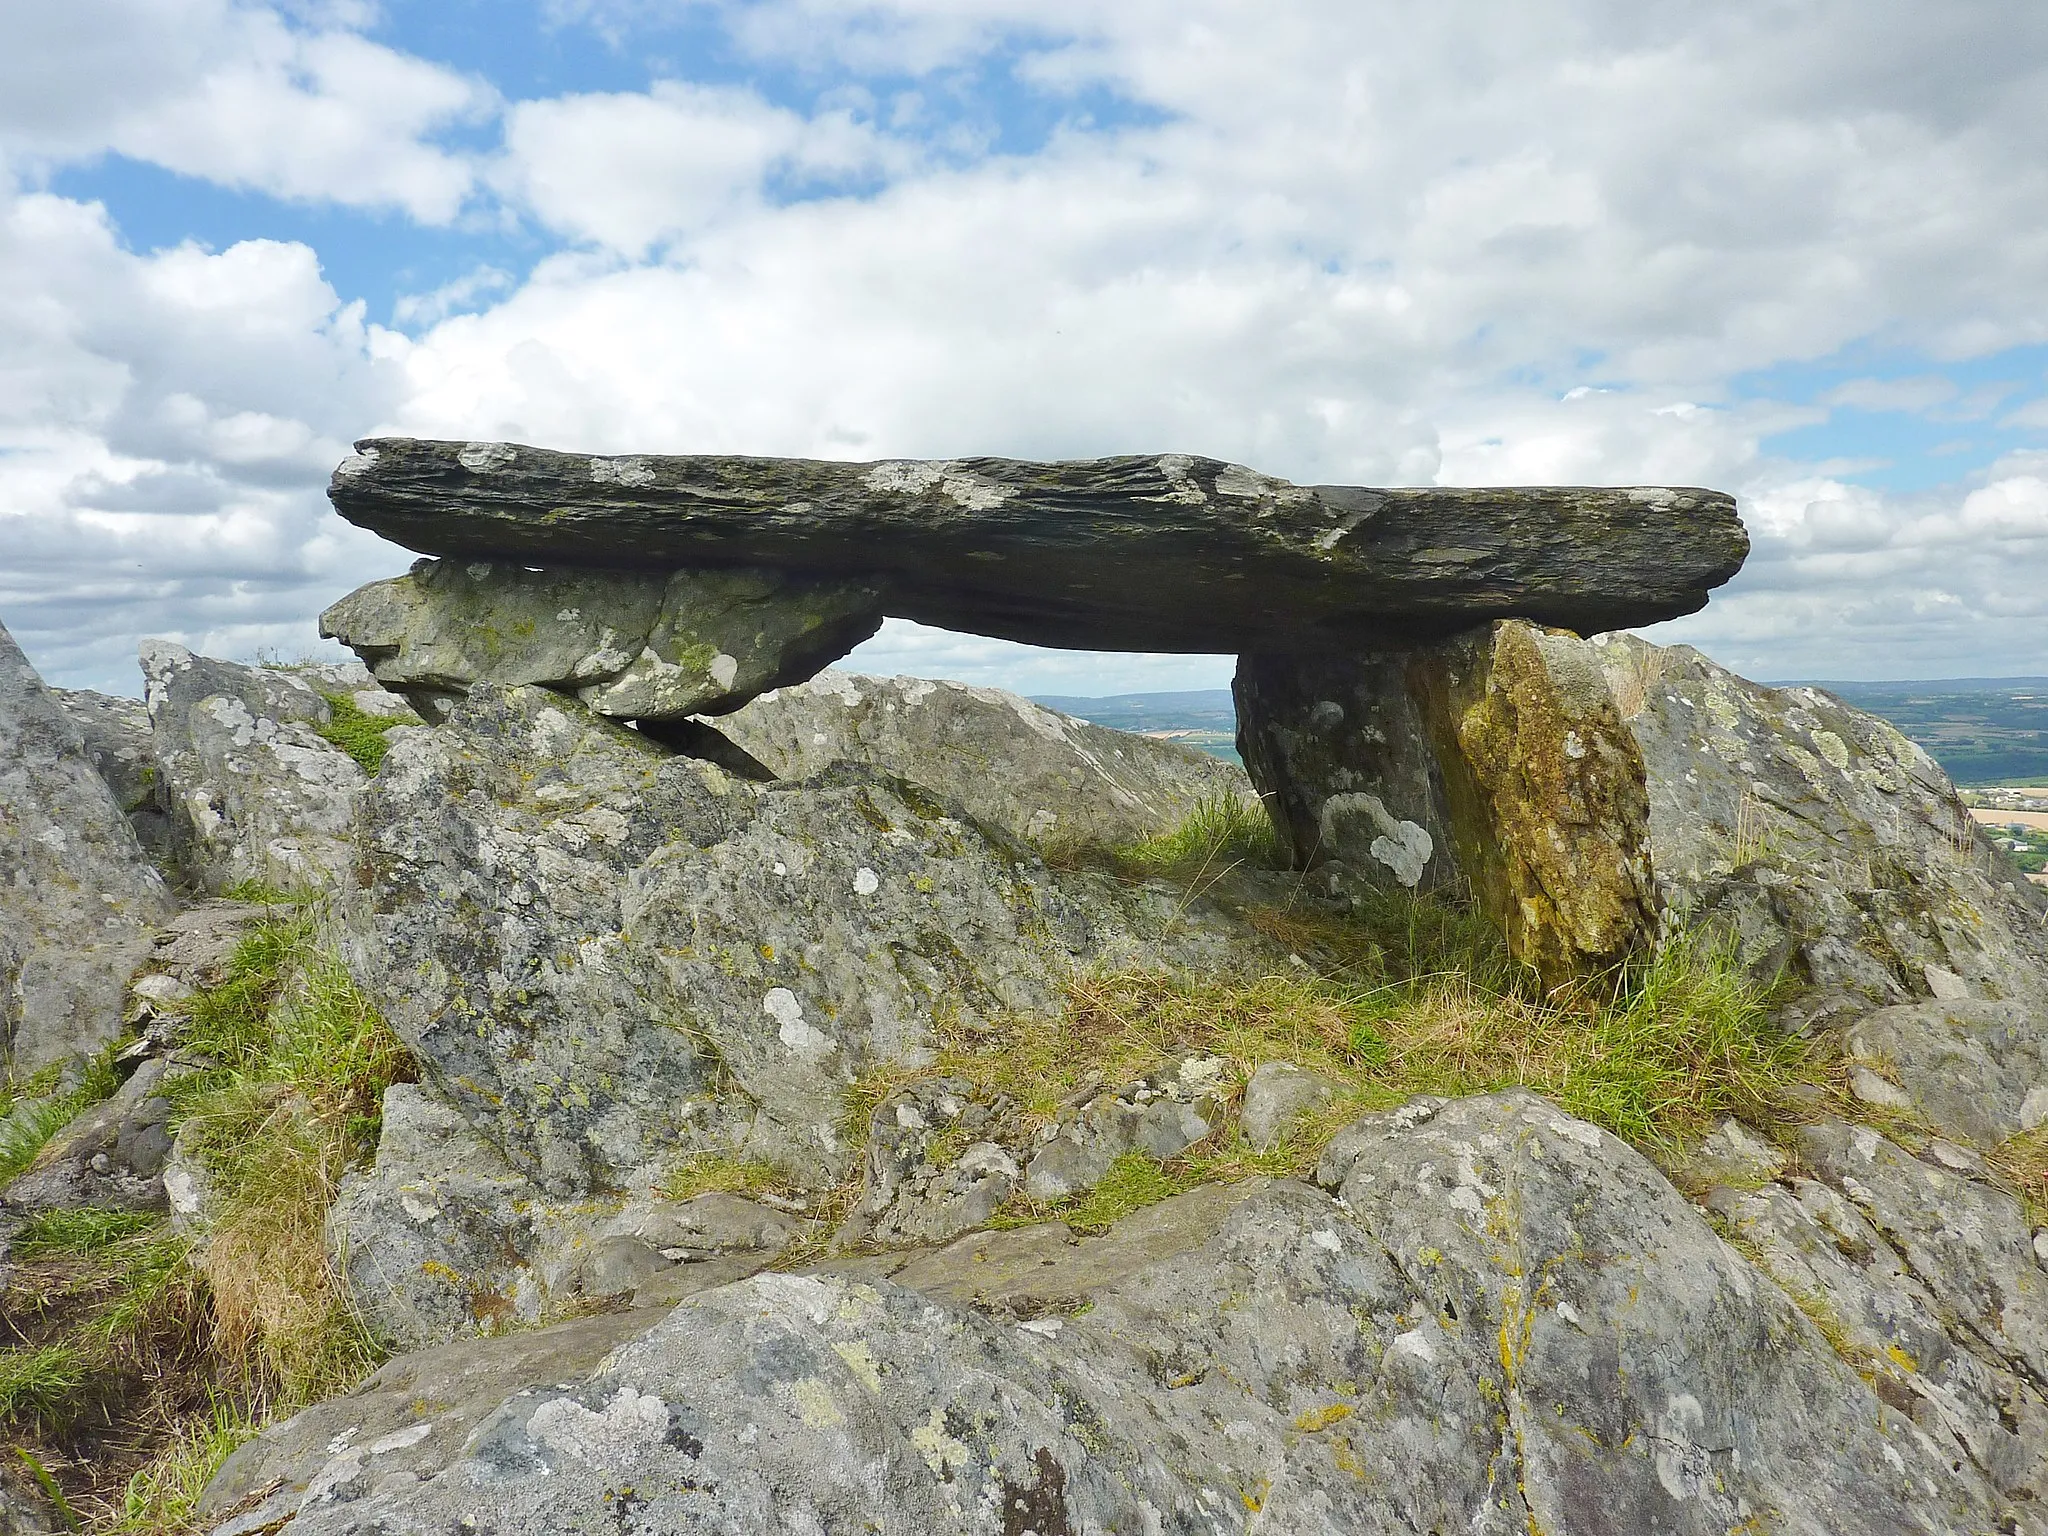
[
  {"xmin": 0, "ymin": 1, "xmax": 489, "ymax": 220},
  {"xmin": 4, "ymin": 0, "xmax": 2048, "ymax": 694}
]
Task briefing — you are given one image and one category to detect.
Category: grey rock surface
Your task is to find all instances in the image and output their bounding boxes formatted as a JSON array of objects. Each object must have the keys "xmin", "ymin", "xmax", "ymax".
[
  {"xmin": 0, "ymin": 620, "xmax": 174, "ymax": 1072},
  {"xmin": 233, "ymin": 1092, "xmax": 2022, "ymax": 1535},
  {"xmin": 329, "ymin": 437, "xmax": 1748, "ymax": 651},
  {"xmin": 1, "ymin": 1055, "xmax": 177, "ymax": 1211},
  {"xmin": 345, "ymin": 682, "xmax": 1268, "ymax": 1200},
  {"xmin": 51, "ymin": 686, "xmax": 176, "ymax": 870},
  {"xmin": 717, "ymin": 669, "xmax": 1253, "ymax": 847},
  {"xmin": 320, "ymin": 558, "xmax": 881, "ymax": 723},
  {"xmin": 200, "ymin": 1308, "xmax": 660, "ymax": 1534},
  {"xmin": 142, "ymin": 641, "xmax": 365, "ymax": 894},
  {"xmin": 329, "ymin": 1085, "xmax": 796, "ymax": 1349},
  {"xmin": 1597, "ymin": 633, "xmax": 2048, "ymax": 1009},
  {"xmin": 1708, "ymin": 1118, "xmax": 2048, "ymax": 1503},
  {"xmin": 1021, "ymin": 1053, "xmax": 1228, "ymax": 1200},
  {"xmin": 1844, "ymin": 999, "xmax": 2048, "ymax": 1147},
  {"xmin": 1239, "ymin": 1059, "xmax": 1342, "ymax": 1150}
]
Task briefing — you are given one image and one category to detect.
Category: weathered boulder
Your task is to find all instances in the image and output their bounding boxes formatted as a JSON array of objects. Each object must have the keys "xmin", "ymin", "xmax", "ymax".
[
  {"xmin": 1239, "ymin": 1058, "xmax": 1343, "ymax": 1149},
  {"xmin": 224, "ymin": 1093, "xmax": 2025, "ymax": 1535},
  {"xmin": 1708, "ymin": 1119, "xmax": 2048, "ymax": 1503},
  {"xmin": 0, "ymin": 620, "xmax": 175, "ymax": 1071},
  {"xmin": 141, "ymin": 642, "xmax": 366, "ymax": 894},
  {"xmin": 1595, "ymin": 633, "xmax": 2048, "ymax": 1011},
  {"xmin": 839, "ymin": 1077, "xmax": 1020, "ymax": 1249},
  {"xmin": 1239, "ymin": 619, "xmax": 1656, "ymax": 987},
  {"xmin": 51, "ymin": 686, "xmax": 175, "ymax": 871},
  {"xmin": 715, "ymin": 669, "xmax": 1254, "ymax": 846},
  {"xmin": 1843, "ymin": 999, "xmax": 2048, "ymax": 1147},
  {"xmin": 329, "ymin": 438, "xmax": 1747, "ymax": 651},
  {"xmin": 345, "ymin": 682, "xmax": 1266, "ymax": 1200},
  {"xmin": 1, "ymin": 1055, "xmax": 178, "ymax": 1211},
  {"xmin": 329, "ymin": 1084, "xmax": 804, "ymax": 1349},
  {"xmin": 320, "ymin": 558, "xmax": 881, "ymax": 723}
]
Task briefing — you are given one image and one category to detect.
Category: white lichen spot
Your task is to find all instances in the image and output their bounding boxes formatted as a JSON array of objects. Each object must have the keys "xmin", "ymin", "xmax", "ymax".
[
  {"xmin": 1386, "ymin": 1328, "xmax": 1437, "ymax": 1365},
  {"xmin": 399, "ymin": 1193, "xmax": 439, "ymax": 1224},
  {"xmin": 865, "ymin": 461, "xmax": 947, "ymax": 496},
  {"xmin": 1310, "ymin": 1229, "xmax": 1343, "ymax": 1253},
  {"xmin": 457, "ymin": 442, "xmax": 516, "ymax": 474},
  {"xmin": 1562, "ymin": 729, "xmax": 1586, "ymax": 760},
  {"xmin": 556, "ymin": 607, "xmax": 582, "ymax": 623},
  {"xmin": 366, "ymin": 1423, "xmax": 434, "ymax": 1456},
  {"xmin": 1017, "ymin": 1317, "xmax": 1064, "ymax": 1337},
  {"xmin": 1320, "ymin": 793, "xmax": 1433, "ymax": 888},
  {"xmin": 1811, "ymin": 728, "xmax": 1851, "ymax": 770},
  {"xmin": 334, "ymin": 446, "xmax": 379, "ymax": 478},
  {"xmin": 765, "ymin": 988, "xmax": 835, "ymax": 1056},
  {"xmin": 589, "ymin": 456, "xmax": 657, "ymax": 487},
  {"xmin": 527, "ymin": 1385, "xmax": 670, "ymax": 1471},
  {"xmin": 709, "ymin": 653, "xmax": 739, "ymax": 690}
]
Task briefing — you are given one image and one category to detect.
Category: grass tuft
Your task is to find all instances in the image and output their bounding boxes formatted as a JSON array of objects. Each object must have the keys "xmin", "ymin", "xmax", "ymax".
[
  {"xmin": 1990, "ymin": 1127, "xmax": 2048, "ymax": 1224},
  {"xmin": 13, "ymin": 1210, "xmax": 158, "ymax": 1260},
  {"xmin": 315, "ymin": 691, "xmax": 408, "ymax": 775},
  {"xmin": 1044, "ymin": 793, "xmax": 1282, "ymax": 887}
]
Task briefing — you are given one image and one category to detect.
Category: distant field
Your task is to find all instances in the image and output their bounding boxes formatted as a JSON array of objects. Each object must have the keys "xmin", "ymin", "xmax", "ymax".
[{"xmin": 1037, "ymin": 676, "xmax": 2048, "ymax": 787}]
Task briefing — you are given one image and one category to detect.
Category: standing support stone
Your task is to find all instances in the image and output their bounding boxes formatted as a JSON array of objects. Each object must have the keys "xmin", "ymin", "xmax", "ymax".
[{"xmin": 1237, "ymin": 620, "xmax": 1656, "ymax": 989}]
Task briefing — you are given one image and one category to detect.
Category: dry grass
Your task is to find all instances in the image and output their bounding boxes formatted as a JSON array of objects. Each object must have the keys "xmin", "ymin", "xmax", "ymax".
[
  {"xmin": 0, "ymin": 910, "xmax": 414, "ymax": 1532},
  {"xmin": 1990, "ymin": 1127, "xmax": 2048, "ymax": 1224}
]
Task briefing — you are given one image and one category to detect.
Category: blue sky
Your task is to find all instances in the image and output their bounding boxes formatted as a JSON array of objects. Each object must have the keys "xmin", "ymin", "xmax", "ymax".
[{"xmin": 3, "ymin": 0, "xmax": 2046, "ymax": 694}]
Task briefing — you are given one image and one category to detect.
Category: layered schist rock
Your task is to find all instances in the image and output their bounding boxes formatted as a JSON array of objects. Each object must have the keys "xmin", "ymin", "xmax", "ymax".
[
  {"xmin": 319, "ymin": 557, "xmax": 881, "ymax": 723},
  {"xmin": 0, "ymin": 621, "xmax": 175, "ymax": 1070},
  {"xmin": 1239, "ymin": 620, "xmax": 1656, "ymax": 987},
  {"xmin": 328, "ymin": 437, "xmax": 1746, "ymax": 651},
  {"xmin": 216, "ymin": 1094, "xmax": 2034, "ymax": 1536}
]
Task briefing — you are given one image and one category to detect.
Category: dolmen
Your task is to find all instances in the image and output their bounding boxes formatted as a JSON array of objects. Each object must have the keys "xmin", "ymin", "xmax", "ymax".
[{"xmin": 324, "ymin": 437, "xmax": 1749, "ymax": 988}]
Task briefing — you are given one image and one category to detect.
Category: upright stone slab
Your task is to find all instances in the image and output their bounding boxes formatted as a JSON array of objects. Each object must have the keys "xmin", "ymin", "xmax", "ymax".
[
  {"xmin": 1235, "ymin": 651, "xmax": 1460, "ymax": 892},
  {"xmin": 320, "ymin": 558, "xmax": 882, "ymax": 722},
  {"xmin": 1410, "ymin": 621, "xmax": 1656, "ymax": 988},
  {"xmin": 1238, "ymin": 620, "xmax": 1655, "ymax": 988},
  {"xmin": 0, "ymin": 620, "xmax": 175, "ymax": 1071}
]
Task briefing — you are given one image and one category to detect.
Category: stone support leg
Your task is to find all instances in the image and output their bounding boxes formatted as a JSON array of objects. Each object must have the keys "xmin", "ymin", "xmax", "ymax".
[{"xmin": 1237, "ymin": 620, "xmax": 1657, "ymax": 989}]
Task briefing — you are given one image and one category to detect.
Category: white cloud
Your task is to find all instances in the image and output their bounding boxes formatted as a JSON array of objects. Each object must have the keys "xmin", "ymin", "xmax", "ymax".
[
  {"xmin": 495, "ymin": 82, "xmax": 904, "ymax": 254},
  {"xmin": 0, "ymin": 183, "xmax": 409, "ymax": 691},
  {"xmin": 0, "ymin": 2, "xmax": 489, "ymax": 221},
  {"xmin": 7, "ymin": 0, "xmax": 2048, "ymax": 694}
]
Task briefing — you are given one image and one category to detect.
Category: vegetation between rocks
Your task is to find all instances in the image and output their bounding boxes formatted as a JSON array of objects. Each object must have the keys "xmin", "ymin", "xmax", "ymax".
[
  {"xmin": 314, "ymin": 690, "xmax": 409, "ymax": 773},
  {"xmin": 0, "ymin": 905, "xmax": 413, "ymax": 1532}
]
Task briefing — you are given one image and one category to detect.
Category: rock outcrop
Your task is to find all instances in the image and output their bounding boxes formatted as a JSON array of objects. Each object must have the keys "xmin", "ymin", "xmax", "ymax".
[
  {"xmin": 319, "ymin": 557, "xmax": 881, "ymax": 723},
  {"xmin": 215, "ymin": 1094, "xmax": 2035, "ymax": 1535},
  {"xmin": 1596, "ymin": 634, "xmax": 2048, "ymax": 1012},
  {"xmin": 328, "ymin": 438, "xmax": 1746, "ymax": 650},
  {"xmin": 142, "ymin": 642, "xmax": 369, "ymax": 895},
  {"xmin": 51, "ymin": 687, "xmax": 176, "ymax": 871},
  {"xmin": 328, "ymin": 682, "xmax": 1273, "ymax": 1342},
  {"xmin": 0, "ymin": 621, "xmax": 175, "ymax": 1071},
  {"xmin": 716, "ymin": 669, "xmax": 1253, "ymax": 846}
]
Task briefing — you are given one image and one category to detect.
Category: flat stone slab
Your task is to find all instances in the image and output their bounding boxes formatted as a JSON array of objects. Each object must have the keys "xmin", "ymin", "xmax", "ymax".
[{"xmin": 331, "ymin": 438, "xmax": 1748, "ymax": 651}]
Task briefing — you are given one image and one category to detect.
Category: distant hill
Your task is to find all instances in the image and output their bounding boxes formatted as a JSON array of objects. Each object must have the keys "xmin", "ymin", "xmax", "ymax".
[
  {"xmin": 1032, "ymin": 688, "xmax": 1239, "ymax": 762},
  {"xmin": 1035, "ymin": 678, "xmax": 2048, "ymax": 787}
]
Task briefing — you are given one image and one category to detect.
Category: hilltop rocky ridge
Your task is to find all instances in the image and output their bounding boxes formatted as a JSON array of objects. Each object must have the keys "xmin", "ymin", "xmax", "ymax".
[{"xmin": 0, "ymin": 442, "xmax": 2039, "ymax": 1532}]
